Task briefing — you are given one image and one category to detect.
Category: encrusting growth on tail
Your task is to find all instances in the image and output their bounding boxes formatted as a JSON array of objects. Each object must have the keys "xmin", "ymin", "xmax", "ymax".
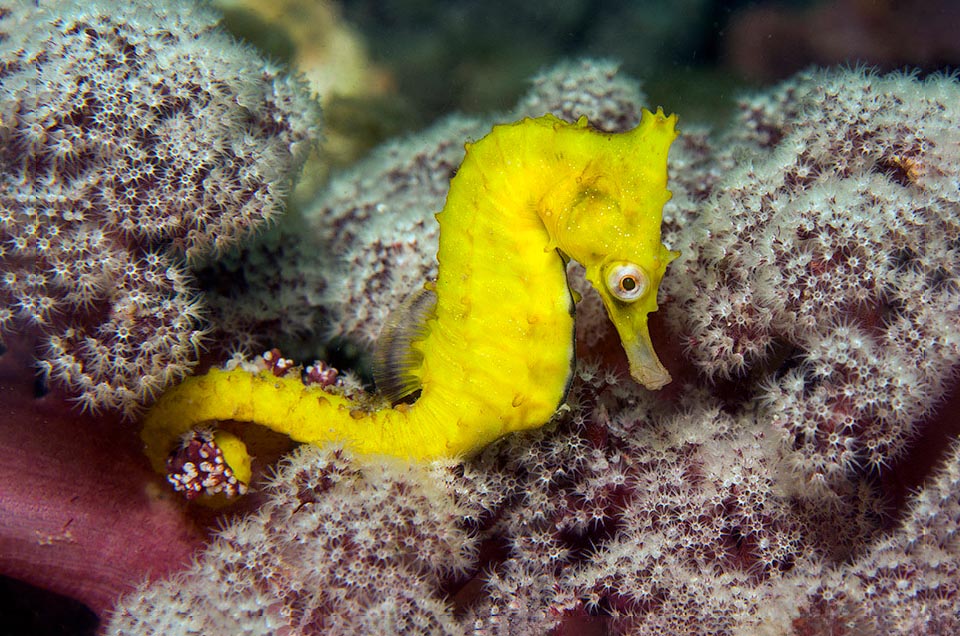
[{"xmin": 141, "ymin": 110, "xmax": 679, "ymax": 496}]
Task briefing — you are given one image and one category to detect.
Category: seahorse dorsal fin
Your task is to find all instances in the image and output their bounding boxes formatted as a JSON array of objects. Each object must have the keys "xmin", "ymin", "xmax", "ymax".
[{"xmin": 373, "ymin": 284, "xmax": 438, "ymax": 404}]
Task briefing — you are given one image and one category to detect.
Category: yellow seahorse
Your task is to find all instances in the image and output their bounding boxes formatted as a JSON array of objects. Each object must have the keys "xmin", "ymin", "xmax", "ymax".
[{"xmin": 141, "ymin": 111, "xmax": 679, "ymax": 492}]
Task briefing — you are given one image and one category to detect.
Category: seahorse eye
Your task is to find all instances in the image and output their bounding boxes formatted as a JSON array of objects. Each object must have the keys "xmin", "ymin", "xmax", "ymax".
[{"xmin": 606, "ymin": 262, "xmax": 648, "ymax": 302}]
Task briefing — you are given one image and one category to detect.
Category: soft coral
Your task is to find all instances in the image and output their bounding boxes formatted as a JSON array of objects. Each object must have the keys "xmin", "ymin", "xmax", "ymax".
[{"xmin": 0, "ymin": 340, "xmax": 204, "ymax": 619}]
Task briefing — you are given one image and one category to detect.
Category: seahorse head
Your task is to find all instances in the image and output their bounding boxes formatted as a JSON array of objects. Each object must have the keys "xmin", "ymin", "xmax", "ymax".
[{"xmin": 543, "ymin": 109, "xmax": 679, "ymax": 390}]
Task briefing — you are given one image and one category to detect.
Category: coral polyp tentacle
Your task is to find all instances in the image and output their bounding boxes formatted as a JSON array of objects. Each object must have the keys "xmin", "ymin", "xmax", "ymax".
[{"xmin": 141, "ymin": 111, "xmax": 679, "ymax": 494}]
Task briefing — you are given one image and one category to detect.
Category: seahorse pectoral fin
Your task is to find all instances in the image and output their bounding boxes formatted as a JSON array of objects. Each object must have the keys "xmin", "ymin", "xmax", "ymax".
[{"xmin": 373, "ymin": 284, "xmax": 437, "ymax": 404}]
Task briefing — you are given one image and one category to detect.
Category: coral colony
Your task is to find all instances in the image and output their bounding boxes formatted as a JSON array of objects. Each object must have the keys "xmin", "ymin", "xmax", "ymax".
[
  {"xmin": 0, "ymin": 0, "xmax": 318, "ymax": 416},
  {"xmin": 2, "ymin": 1, "xmax": 960, "ymax": 634},
  {"xmin": 665, "ymin": 69, "xmax": 960, "ymax": 504},
  {"xmin": 111, "ymin": 65, "xmax": 960, "ymax": 634}
]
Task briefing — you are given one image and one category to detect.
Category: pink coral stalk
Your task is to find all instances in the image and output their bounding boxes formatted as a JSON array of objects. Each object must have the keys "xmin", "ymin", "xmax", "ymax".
[{"xmin": 0, "ymin": 341, "xmax": 204, "ymax": 618}]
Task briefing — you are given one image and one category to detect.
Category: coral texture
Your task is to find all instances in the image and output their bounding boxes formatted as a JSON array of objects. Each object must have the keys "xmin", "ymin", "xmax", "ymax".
[
  {"xmin": 108, "ymin": 66, "xmax": 960, "ymax": 634},
  {"xmin": 833, "ymin": 439, "xmax": 960, "ymax": 634},
  {"xmin": 106, "ymin": 368, "xmax": 956, "ymax": 635},
  {"xmin": 0, "ymin": 0, "xmax": 318, "ymax": 415},
  {"xmin": 107, "ymin": 446, "xmax": 481, "ymax": 636},
  {"xmin": 663, "ymin": 68, "xmax": 960, "ymax": 501},
  {"xmin": 461, "ymin": 378, "xmax": 852, "ymax": 635}
]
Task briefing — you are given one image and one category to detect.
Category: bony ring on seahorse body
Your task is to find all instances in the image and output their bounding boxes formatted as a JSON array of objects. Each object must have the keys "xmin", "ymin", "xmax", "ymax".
[{"xmin": 141, "ymin": 110, "xmax": 680, "ymax": 498}]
